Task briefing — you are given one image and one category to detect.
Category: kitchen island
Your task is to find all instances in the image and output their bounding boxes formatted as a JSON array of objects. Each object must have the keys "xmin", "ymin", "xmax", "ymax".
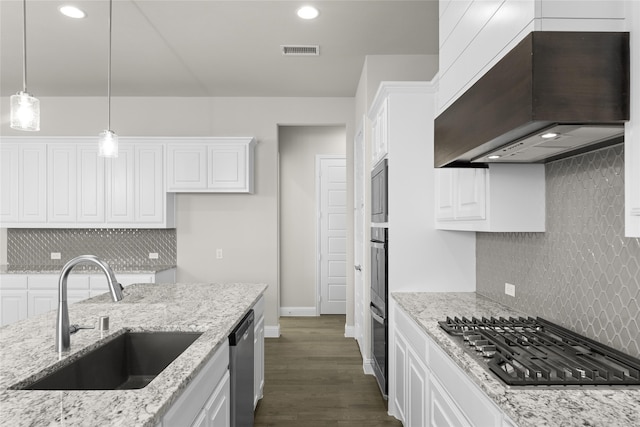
[
  {"xmin": 392, "ymin": 292, "xmax": 640, "ymax": 427},
  {"xmin": 0, "ymin": 282, "xmax": 267, "ymax": 427}
]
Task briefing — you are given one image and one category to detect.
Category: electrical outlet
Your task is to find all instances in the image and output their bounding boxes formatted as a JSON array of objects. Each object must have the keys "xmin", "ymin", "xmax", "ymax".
[
  {"xmin": 505, "ymin": 283, "xmax": 516, "ymax": 297},
  {"xmin": 51, "ymin": 252, "xmax": 61, "ymax": 260},
  {"xmin": 216, "ymin": 249, "xmax": 223, "ymax": 259},
  {"xmin": 148, "ymin": 252, "xmax": 159, "ymax": 259}
]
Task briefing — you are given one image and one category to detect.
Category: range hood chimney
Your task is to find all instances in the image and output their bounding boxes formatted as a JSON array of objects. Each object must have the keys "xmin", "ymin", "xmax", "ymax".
[{"xmin": 434, "ymin": 32, "xmax": 629, "ymax": 168}]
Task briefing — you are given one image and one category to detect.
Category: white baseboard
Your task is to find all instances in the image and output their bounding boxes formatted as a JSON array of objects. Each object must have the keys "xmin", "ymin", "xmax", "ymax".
[
  {"xmin": 264, "ymin": 324, "xmax": 280, "ymax": 338},
  {"xmin": 344, "ymin": 324, "xmax": 355, "ymax": 338},
  {"xmin": 279, "ymin": 306, "xmax": 317, "ymax": 317},
  {"xmin": 362, "ymin": 358, "xmax": 375, "ymax": 375}
]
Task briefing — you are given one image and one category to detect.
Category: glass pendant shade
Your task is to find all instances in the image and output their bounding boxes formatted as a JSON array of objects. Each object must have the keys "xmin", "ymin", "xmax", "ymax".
[
  {"xmin": 98, "ymin": 130, "xmax": 118, "ymax": 158},
  {"xmin": 10, "ymin": 91, "xmax": 40, "ymax": 131}
]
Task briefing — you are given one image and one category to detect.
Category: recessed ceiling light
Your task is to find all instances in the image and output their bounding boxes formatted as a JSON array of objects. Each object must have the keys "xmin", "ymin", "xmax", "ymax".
[
  {"xmin": 297, "ymin": 6, "xmax": 319, "ymax": 20},
  {"xmin": 488, "ymin": 155, "xmax": 501, "ymax": 160},
  {"xmin": 541, "ymin": 132, "xmax": 559, "ymax": 139},
  {"xmin": 59, "ymin": 5, "xmax": 86, "ymax": 19}
]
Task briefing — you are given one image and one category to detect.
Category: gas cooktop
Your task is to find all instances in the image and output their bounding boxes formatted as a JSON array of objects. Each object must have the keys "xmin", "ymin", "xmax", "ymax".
[{"xmin": 439, "ymin": 316, "xmax": 640, "ymax": 386}]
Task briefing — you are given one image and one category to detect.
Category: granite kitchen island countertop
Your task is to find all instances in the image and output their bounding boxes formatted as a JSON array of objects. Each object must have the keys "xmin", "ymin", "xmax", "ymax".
[
  {"xmin": 392, "ymin": 292, "xmax": 640, "ymax": 427},
  {"xmin": 0, "ymin": 282, "xmax": 267, "ymax": 427}
]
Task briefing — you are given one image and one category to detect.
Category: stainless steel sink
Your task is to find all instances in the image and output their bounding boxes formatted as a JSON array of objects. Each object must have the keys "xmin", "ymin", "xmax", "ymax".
[{"xmin": 15, "ymin": 331, "xmax": 202, "ymax": 390}]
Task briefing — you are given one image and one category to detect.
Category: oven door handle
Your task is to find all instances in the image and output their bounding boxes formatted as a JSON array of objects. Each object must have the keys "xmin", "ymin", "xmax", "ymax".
[{"xmin": 370, "ymin": 303, "xmax": 385, "ymax": 324}]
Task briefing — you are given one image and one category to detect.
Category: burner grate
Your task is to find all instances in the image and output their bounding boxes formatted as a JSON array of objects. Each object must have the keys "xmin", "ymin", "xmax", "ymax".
[{"xmin": 438, "ymin": 316, "xmax": 640, "ymax": 386}]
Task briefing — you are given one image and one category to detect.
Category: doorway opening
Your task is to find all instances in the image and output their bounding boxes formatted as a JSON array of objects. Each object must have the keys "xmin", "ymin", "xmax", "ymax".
[{"xmin": 278, "ymin": 125, "xmax": 346, "ymax": 317}]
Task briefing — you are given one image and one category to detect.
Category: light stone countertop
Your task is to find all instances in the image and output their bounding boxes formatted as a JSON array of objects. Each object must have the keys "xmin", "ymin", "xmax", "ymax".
[
  {"xmin": 0, "ymin": 264, "xmax": 177, "ymax": 274},
  {"xmin": 0, "ymin": 282, "xmax": 267, "ymax": 427},
  {"xmin": 392, "ymin": 292, "xmax": 640, "ymax": 427}
]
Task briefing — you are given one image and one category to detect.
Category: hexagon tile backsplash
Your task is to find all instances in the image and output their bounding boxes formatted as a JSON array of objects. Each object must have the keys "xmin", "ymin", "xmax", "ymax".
[
  {"xmin": 6, "ymin": 228, "xmax": 176, "ymax": 269},
  {"xmin": 477, "ymin": 144, "xmax": 640, "ymax": 358}
]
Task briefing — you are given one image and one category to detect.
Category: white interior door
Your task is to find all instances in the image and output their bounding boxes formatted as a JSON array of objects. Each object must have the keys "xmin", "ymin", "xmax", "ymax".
[
  {"xmin": 354, "ymin": 119, "xmax": 366, "ymax": 350},
  {"xmin": 317, "ymin": 155, "xmax": 347, "ymax": 314}
]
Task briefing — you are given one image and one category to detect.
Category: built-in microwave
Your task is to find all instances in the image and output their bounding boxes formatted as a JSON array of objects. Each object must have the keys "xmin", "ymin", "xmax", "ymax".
[{"xmin": 371, "ymin": 159, "xmax": 388, "ymax": 223}]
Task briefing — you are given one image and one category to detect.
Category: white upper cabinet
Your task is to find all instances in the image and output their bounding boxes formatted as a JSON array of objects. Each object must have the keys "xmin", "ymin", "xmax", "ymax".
[
  {"xmin": 435, "ymin": 164, "xmax": 545, "ymax": 232},
  {"xmin": 167, "ymin": 145, "xmax": 208, "ymax": 191},
  {"xmin": 207, "ymin": 143, "xmax": 252, "ymax": 192},
  {"xmin": 48, "ymin": 144, "xmax": 77, "ymax": 223},
  {"xmin": 437, "ymin": 0, "xmax": 626, "ymax": 115},
  {"xmin": 136, "ymin": 145, "xmax": 166, "ymax": 224},
  {"xmin": 167, "ymin": 138, "xmax": 256, "ymax": 193},
  {"xmin": 626, "ymin": 1, "xmax": 640, "ymax": 237},
  {"xmin": 106, "ymin": 145, "xmax": 136, "ymax": 223},
  {"xmin": 106, "ymin": 143, "xmax": 174, "ymax": 227},
  {"xmin": 371, "ymin": 98, "xmax": 389, "ymax": 167},
  {"xmin": 0, "ymin": 137, "xmax": 175, "ymax": 229},
  {"xmin": 77, "ymin": 144, "xmax": 105, "ymax": 223},
  {"xmin": 48, "ymin": 142, "xmax": 105, "ymax": 224},
  {"xmin": 0, "ymin": 143, "xmax": 19, "ymax": 223},
  {"xmin": 19, "ymin": 144, "xmax": 47, "ymax": 223}
]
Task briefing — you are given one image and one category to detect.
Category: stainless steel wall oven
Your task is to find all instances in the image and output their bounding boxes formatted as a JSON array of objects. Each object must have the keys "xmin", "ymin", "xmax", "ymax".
[{"xmin": 370, "ymin": 226, "xmax": 388, "ymax": 398}]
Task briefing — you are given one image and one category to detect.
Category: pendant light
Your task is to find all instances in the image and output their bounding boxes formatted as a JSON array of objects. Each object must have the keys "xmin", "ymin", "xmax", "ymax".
[
  {"xmin": 98, "ymin": 0, "xmax": 118, "ymax": 158},
  {"xmin": 10, "ymin": 0, "xmax": 40, "ymax": 131}
]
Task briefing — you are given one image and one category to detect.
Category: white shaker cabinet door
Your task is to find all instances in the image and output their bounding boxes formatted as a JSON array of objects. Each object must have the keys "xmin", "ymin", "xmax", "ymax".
[
  {"xmin": 166, "ymin": 145, "xmax": 208, "ymax": 191},
  {"xmin": 0, "ymin": 290, "xmax": 28, "ymax": 326},
  {"xmin": 205, "ymin": 371, "xmax": 231, "ymax": 427},
  {"xmin": 48, "ymin": 144, "xmax": 77, "ymax": 223},
  {"xmin": 208, "ymin": 143, "xmax": 252, "ymax": 192},
  {"xmin": 19, "ymin": 144, "xmax": 47, "ymax": 223},
  {"xmin": 0, "ymin": 143, "xmax": 19, "ymax": 223},
  {"xmin": 455, "ymin": 168, "xmax": 487, "ymax": 221},
  {"xmin": 135, "ymin": 145, "xmax": 165, "ymax": 223},
  {"xmin": 105, "ymin": 146, "xmax": 135, "ymax": 223},
  {"xmin": 77, "ymin": 144, "xmax": 105, "ymax": 223}
]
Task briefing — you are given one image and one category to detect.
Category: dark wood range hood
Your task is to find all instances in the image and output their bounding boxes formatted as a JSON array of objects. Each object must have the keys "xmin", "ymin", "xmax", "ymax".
[{"xmin": 434, "ymin": 31, "xmax": 630, "ymax": 168}]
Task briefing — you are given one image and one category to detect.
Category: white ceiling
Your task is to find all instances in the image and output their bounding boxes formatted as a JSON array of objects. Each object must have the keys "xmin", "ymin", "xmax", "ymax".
[{"xmin": 0, "ymin": 0, "xmax": 439, "ymax": 98}]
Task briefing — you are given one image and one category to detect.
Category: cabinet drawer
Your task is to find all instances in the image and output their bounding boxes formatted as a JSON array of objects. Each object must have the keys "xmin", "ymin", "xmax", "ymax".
[
  {"xmin": 163, "ymin": 341, "xmax": 230, "ymax": 426},
  {"xmin": 29, "ymin": 274, "xmax": 89, "ymax": 290},
  {"xmin": 429, "ymin": 341, "xmax": 501, "ymax": 427},
  {"xmin": 0, "ymin": 275, "xmax": 28, "ymax": 289},
  {"xmin": 394, "ymin": 304, "xmax": 428, "ymax": 360}
]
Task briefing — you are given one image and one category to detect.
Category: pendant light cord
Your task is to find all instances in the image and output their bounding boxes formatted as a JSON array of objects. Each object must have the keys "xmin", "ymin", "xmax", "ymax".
[
  {"xmin": 21, "ymin": 0, "xmax": 27, "ymax": 92},
  {"xmin": 107, "ymin": 0, "xmax": 113, "ymax": 130}
]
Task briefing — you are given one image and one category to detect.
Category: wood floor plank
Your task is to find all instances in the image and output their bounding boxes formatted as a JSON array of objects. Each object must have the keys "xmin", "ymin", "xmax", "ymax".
[{"xmin": 254, "ymin": 315, "xmax": 402, "ymax": 426}]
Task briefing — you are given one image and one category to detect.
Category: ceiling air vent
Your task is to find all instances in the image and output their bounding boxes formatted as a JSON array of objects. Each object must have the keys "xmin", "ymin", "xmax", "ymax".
[{"xmin": 281, "ymin": 45, "xmax": 319, "ymax": 56}]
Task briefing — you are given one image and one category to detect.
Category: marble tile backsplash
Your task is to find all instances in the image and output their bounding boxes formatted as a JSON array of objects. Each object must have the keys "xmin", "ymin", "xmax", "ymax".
[
  {"xmin": 477, "ymin": 144, "xmax": 640, "ymax": 358},
  {"xmin": 6, "ymin": 228, "xmax": 176, "ymax": 268}
]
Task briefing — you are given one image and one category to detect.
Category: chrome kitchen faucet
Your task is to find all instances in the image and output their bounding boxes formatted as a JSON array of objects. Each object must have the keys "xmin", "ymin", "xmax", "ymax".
[{"xmin": 56, "ymin": 255, "xmax": 124, "ymax": 352}]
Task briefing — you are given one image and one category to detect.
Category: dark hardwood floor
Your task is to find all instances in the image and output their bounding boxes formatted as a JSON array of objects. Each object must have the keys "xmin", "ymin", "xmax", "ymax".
[{"xmin": 254, "ymin": 315, "xmax": 402, "ymax": 427}]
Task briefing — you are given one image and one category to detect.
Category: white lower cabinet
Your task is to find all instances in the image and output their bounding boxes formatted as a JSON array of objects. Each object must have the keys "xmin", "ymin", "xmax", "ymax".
[
  {"xmin": 429, "ymin": 375, "xmax": 470, "ymax": 427},
  {"xmin": 0, "ymin": 275, "xmax": 28, "ymax": 326},
  {"xmin": 253, "ymin": 295, "xmax": 265, "ymax": 407},
  {"xmin": 391, "ymin": 301, "xmax": 512, "ymax": 427},
  {"xmin": 407, "ymin": 349, "xmax": 429, "ymax": 427},
  {"xmin": 162, "ymin": 341, "xmax": 230, "ymax": 427},
  {"xmin": 0, "ymin": 270, "xmax": 176, "ymax": 326}
]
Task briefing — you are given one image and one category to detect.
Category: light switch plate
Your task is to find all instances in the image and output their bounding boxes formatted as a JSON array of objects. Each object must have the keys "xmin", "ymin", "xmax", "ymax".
[
  {"xmin": 216, "ymin": 249, "xmax": 223, "ymax": 259},
  {"xmin": 51, "ymin": 252, "xmax": 61, "ymax": 260},
  {"xmin": 149, "ymin": 252, "xmax": 159, "ymax": 259}
]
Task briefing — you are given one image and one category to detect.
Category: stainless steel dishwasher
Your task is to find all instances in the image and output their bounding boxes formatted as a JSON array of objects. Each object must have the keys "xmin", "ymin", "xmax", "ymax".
[{"xmin": 229, "ymin": 309, "xmax": 255, "ymax": 427}]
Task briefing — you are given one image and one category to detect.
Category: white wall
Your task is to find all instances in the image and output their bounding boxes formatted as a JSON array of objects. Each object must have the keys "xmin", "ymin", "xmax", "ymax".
[
  {"xmin": 279, "ymin": 126, "xmax": 346, "ymax": 314},
  {"xmin": 0, "ymin": 95, "xmax": 355, "ymax": 333},
  {"xmin": 352, "ymin": 54, "xmax": 438, "ymax": 363}
]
